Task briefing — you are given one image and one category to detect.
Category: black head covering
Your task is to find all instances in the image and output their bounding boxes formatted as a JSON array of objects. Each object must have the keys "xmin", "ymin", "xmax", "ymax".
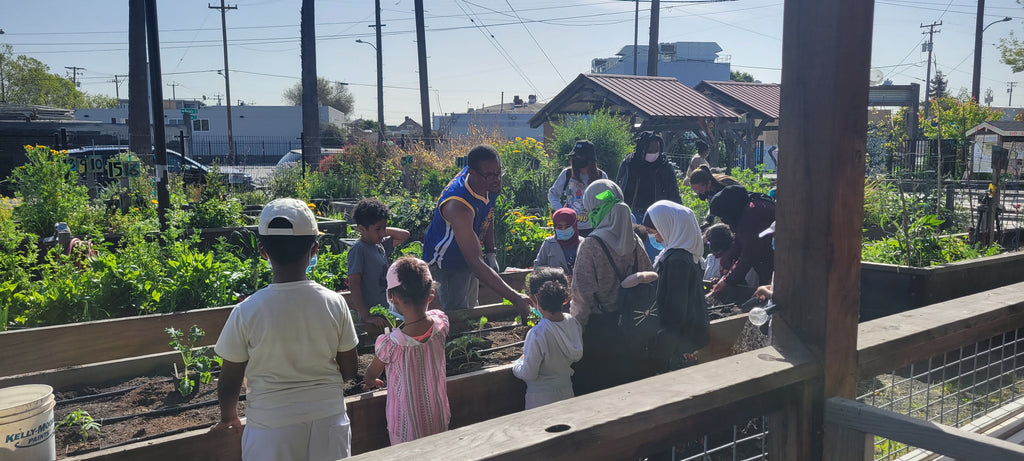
[{"xmin": 708, "ymin": 185, "xmax": 750, "ymax": 226}]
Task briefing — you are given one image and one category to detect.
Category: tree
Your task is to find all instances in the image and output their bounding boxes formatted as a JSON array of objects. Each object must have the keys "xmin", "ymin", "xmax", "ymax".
[
  {"xmin": 730, "ymin": 70, "xmax": 755, "ymax": 82},
  {"xmin": 927, "ymin": 70, "xmax": 948, "ymax": 100},
  {"xmin": 83, "ymin": 93, "xmax": 119, "ymax": 109},
  {"xmin": 1, "ymin": 44, "xmax": 89, "ymax": 108},
  {"xmin": 921, "ymin": 91, "xmax": 1002, "ymax": 141},
  {"xmin": 320, "ymin": 123, "xmax": 348, "ymax": 147},
  {"xmin": 282, "ymin": 76, "xmax": 354, "ymax": 114},
  {"xmin": 549, "ymin": 108, "xmax": 635, "ymax": 179}
]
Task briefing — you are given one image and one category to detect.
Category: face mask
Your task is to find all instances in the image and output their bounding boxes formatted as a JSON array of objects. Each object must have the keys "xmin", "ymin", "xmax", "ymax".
[
  {"xmin": 306, "ymin": 254, "xmax": 318, "ymax": 274},
  {"xmin": 555, "ymin": 227, "xmax": 575, "ymax": 241},
  {"xmin": 649, "ymin": 234, "xmax": 665, "ymax": 251},
  {"xmin": 645, "ymin": 152, "xmax": 660, "ymax": 163},
  {"xmin": 571, "ymin": 158, "xmax": 589, "ymax": 169}
]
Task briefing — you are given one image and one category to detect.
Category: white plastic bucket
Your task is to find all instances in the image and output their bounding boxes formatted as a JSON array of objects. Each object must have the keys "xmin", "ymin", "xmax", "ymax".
[{"xmin": 0, "ymin": 384, "xmax": 56, "ymax": 461}]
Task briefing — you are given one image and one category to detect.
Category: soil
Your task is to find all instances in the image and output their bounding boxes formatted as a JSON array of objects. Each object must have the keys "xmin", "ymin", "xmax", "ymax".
[{"xmin": 52, "ymin": 307, "xmax": 746, "ymax": 458}]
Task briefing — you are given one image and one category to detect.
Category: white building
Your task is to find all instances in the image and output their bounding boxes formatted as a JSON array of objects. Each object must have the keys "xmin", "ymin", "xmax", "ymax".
[
  {"xmin": 591, "ymin": 42, "xmax": 731, "ymax": 87},
  {"xmin": 434, "ymin": 95, "xmax": 545, "ymax": 141}
]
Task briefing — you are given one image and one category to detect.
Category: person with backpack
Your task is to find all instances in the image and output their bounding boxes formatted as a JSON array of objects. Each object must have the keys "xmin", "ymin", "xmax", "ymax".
[
  {"xmin": 642, "ymin": 201, "xmax": 711, "ymax": 373},
  {"xmin": 547, "ymin": 140, "xmax": 608, "ymax": 237},
  {"xmin": 569, "ymin": 179, "xmax": 655, "ymax": 395},
  {"xmin": 708, "ymin": 185, "xmax": 775, "ymax": 298}
]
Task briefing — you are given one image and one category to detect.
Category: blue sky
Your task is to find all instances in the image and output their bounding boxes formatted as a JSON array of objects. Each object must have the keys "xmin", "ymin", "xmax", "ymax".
[{"xmin": 3, "ymin": 0, "xmax": 1024, "ymax": 124}]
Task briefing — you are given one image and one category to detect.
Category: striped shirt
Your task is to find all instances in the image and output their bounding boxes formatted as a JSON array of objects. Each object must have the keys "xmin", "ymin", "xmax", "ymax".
[
  {"xmin": 422, "ymin": 167, "xmax": 496, "ymax": 269},
  {"xmin": 375, "ymin": 310, "xmax": 450, "ymax": 444}
]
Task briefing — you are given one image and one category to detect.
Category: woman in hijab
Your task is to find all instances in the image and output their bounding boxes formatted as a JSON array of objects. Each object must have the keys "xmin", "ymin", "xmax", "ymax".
[
  {"xmin": 569, "ymin": 179, "xmax": 654, "ymax": 395},
  {"xmin": 642, "ymin": 200, "xmax": 712, "ymax": 373},
  {"xmin": 533, "ymin": 208, "xmax": 583, "ymax": 276}
]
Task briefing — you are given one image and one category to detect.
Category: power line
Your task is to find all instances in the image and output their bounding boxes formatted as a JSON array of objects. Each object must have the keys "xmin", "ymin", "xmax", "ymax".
[
  {"xmin": 64, "ymin": 65, "xmax": 85, "ymax": 88},
  {"xmin": 455, "ymin": 0, "xmax": 540, "ymax": 98},
  {"xmin": 503, "ymin": 0, "xmax": 566, "ymax": 84}
]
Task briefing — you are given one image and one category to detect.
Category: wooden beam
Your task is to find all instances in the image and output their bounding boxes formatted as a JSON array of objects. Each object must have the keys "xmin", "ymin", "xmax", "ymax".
[
  {"xmin": 349, "ymin": 343, "xmax": 820, "ymax": 460},
  {"xmin": 775, "ymin": 0, "xmax": 875, "ymax": 457},
  {"xmin": 857, "ymin": 280, "xmax": 1024, "ymax": 378},
  {"xmin": 825, "ymin": 397, "xmax": 1024, "ymax": 459}
]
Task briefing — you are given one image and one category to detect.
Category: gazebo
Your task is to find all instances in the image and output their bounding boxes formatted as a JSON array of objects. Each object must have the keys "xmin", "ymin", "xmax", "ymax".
[{"xmin": 694, "ymin": 80, "xmax": 781, "ymax": 169}]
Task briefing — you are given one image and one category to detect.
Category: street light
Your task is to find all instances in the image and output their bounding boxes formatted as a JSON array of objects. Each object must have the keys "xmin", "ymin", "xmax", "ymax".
[
  {"xmin": 356, "ymin": 38, "xmax": 385, "ymax": 149},
  {"xmin": 972, "ymin": 12, "xmax": 1013, "ymax": 102}
]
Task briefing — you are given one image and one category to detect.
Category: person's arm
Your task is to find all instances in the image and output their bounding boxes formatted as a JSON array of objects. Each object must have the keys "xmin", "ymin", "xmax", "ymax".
[
  {"xmin": 337, "ymin": 348, "xmax": 358, "ymax": 381},
  {"xmin": 441, "ymin": 200, "xmax": 530, "ymax": 315},
  {"xmin": 753, "ymin": 284, "xmax": 773, "ymax": 301},
  {"xmin": 362, "ymin": 356, "xmax": 386, "ymax": 391},
  {"xmin": 615, "ymin": 159, "xmax": 629, "ymax": 190},
  {"xmin": 511, "ymin": 331, "xmax": 542, "ymax": 382},
  {"xmin": 386, "ymin": 227, "xmax": 410, "ymax": 247},
  {"xmin": 569, "ymin": 241, "xmax": 597, "ymax": 326},
  {"xmin": 533, "ymin": 239, "xmax": 552, "ymax": 269},
  {"xmin": 482, "ymin": 214, "xmax": 499, "ymax": 272},
  {"xmin": 210, "ymin": 359, "xmax": 246, "ymax": 435},
  {"xmin": 548, "ymin": 169, "xmax": 568, "ymax": 211},
  {"xmin": 665, "ymin": 165, "xmax": 682, "ymax": 204}
]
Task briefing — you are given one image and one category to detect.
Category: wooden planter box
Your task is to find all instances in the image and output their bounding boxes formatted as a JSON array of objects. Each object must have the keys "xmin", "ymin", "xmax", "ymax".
[
  {"xmin": 860, "ymin": 251, "xmax": 1024, "ymax": 320},
  {"xmin": 24, "ymin": 314, "xmax": 748, "ymax": 461}
]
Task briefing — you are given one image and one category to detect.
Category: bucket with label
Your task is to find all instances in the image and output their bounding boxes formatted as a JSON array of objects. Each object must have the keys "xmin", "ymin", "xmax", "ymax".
[{"xmin": 0, "ymin": 384, "xmax": 56, "ymax": 461}]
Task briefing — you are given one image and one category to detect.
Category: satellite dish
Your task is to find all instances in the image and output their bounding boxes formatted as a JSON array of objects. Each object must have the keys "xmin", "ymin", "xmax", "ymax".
[{"xmin": 869, "ymin": 68, "xmax": 885, "ymax": 86}]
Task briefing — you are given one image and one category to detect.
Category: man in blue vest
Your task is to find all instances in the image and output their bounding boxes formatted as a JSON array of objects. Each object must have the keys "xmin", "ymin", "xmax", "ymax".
[{"xmin": 423, "ymin": 144, "xmax": 531, "ymax": 315}]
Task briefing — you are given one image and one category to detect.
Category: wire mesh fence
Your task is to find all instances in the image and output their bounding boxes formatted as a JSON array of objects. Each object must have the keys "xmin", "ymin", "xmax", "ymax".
[{"xmin": 857, "ymin": 328, "xmax": 1024, "ymax": 460}]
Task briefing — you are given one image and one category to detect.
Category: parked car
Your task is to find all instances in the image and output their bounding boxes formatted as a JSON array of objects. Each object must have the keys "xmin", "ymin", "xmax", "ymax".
[
  {"xmin": 276, "ymin": 148, "xmax": 345, "ymax": 166},
  {"xmin": 66, "ymin": 145, "xmax": 253, "ymax": 187}
]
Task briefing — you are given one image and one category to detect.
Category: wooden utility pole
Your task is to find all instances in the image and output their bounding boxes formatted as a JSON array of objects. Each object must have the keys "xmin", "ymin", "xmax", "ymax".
[
  {"xmin": 209, "ymin": 0, "xmax": 237, "ymax": 162},
  {"xmin": 128, "ymin": 0, "xmax": 151, "ymax": 160},
  {"xmin": 372, "ymin": 0, "xmax": 386, "ymax": 149},
  {"xmin": 772, "ymin": 0, "xmax": 874, "ymax": 458},
  {"xmin": 921, "ymin": 21, "xmax": 941, "ymax": 120},
  {"xmin": 300, "ymin": 0, "xmax": 321, "ymax": 166},
  {"xmin": 646, "ymin": 0, "xmax": 660, "ymax": 76},
  {"xmin": 414, "ymin": 0, "xmax": 433, "ymax": 146},
  {"xmin": 144, "ymin": 0, "xmax": 170, "ymax": 231},
  {"xmin": 110, "ymin": 74, "xmax": 127, "ymax": 100}
]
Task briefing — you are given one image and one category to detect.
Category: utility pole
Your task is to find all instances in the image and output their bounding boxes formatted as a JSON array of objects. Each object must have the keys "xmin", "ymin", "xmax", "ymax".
[
  {"xmin": 1008, "ymin": 81, "xmax": 1018, "ymax": 106},
  {"xmin": 633, "ymin": 0, "xmax": 639, "ymax": 75},
  {"xmin": 110, "ymin": 74, "xmax": 127, "ymax": 100},
  {"xmin": 414, "ymin": 0, "xmax": 433, "ymax": 146},
  {"xmin": 212, "ymin": 93, "xmax": 223, "ymax": 105},
  {"xmin": 166, "ymin": 81, "xmax": 180, "ymax": 101},
  {"xmin": 209, "ymin": 0, "xmax": 237, "ymax": 162},
  {"xmin": 144, "ymin": 0, "xmax": 170, "ymax": 232},
  {"xmin": 647, "ymin": 0, "xmax": 660, "ymax": 77},
  {"xmin": 1, "ymin": 53, "xmax": 6, "ymax": 103},
  {"xmin": 972, "ymin": 0, "xmax": 987, "ymax": 102},
  {"xmin": 921, "ymin": 21, "xmax": 941, "ymax": 120},
  {"xmin": 128, "ymin": 0, "xmax": 151, "ymax": 160},
  {"xmin": 300, "ymin": 0, "xmax": 321, "ymax": 167},
  {"xmin": 64, "ymin": 66, "xmax": 85, "ymax": 88},
  {"xmin": 371, "ymin": 0, "xmax": 386, "ymax": 150}
]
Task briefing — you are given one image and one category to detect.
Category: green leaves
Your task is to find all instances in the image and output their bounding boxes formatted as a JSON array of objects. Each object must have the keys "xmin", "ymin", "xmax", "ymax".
[
  {"xmin": 59, "ymin": 409, "xmax": 102, "ymax": 440},
  {"xmin": 369, "ymin": 305, "xmax": 398, "ymax": 329},
  {"xmin": 166, "ymin": 325, "xmax": 222, "ymax": 397}
]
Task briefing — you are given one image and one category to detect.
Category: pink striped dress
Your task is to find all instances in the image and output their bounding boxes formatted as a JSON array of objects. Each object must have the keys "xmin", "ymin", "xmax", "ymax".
[{"xmin": 375, "ymin": 309, "xmax": 450, "ymax": 445}]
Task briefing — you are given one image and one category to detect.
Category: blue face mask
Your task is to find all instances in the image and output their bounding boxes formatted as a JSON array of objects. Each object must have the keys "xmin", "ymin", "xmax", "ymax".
[
  {"xmin": 555, "ymin": 227, "xmax": 575, "ymax": 241},
  {"xmin": 306, "ymin": 254, "xmax": 318, "ymax": 274},
  {"xmin": 649, "ymin": 234, "xmax": 665, "ymax": 251}
]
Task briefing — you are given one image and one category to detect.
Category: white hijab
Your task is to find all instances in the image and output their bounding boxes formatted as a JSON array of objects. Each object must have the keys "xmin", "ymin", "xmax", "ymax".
[
  {"xmin": 583, "ymin": 179, "xmax": 636, "ymax": 257},
  {"xmin": 646, "ymin": 200, "xmax": 704, "ymax": 265}
]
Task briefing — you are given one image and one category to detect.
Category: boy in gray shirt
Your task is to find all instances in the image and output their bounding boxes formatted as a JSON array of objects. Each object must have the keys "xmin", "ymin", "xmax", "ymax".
[{"xmin": 347, "ymin": 198, "xmax": 409, "ymax": 330}]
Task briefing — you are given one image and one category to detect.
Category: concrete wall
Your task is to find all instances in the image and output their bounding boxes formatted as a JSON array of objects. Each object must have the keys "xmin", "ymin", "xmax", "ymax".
[{"xmin": 74, "ymin": 105, "xmax": 348, "ymax": 140}]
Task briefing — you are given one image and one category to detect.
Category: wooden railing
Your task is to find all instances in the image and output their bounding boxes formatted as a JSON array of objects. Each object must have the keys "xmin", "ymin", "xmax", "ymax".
[{"xmin": 348, "ymin": 281, "xmax": 1024, "ymax": 460}]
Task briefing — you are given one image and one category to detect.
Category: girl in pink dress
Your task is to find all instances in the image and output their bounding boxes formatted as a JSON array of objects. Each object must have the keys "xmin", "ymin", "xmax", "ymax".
[{"xmin": 363, "ymin": 257, "xmax": 450, "ymax": 445}]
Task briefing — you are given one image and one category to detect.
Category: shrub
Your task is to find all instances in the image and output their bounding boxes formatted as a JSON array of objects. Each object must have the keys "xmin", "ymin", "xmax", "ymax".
[
  {"xmin": 498, "ymin": 137, "xmax": 555, "ymax": 211},
  {"xmin": 382, "ymin": 192, "xmax": 437, "ymax": 242},
  {"xmin": 548, "ymin": 109, "xmax": 635, "ymax": 179},
  {"xmin": 10, "ymin": 145, "xmax": 102, "ymax": 236}
]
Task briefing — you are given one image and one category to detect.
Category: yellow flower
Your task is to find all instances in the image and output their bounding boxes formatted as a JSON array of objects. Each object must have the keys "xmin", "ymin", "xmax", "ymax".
[
  {"xmin": 506, "ymin": 246, "xmax": 513, "ymax": 251},
  {"xmin": 151, "ymin": 199, "xmax": 158, "ymax": 204},
  {"xmin": 307, "ymin": 203, "xmax": 316, "ymax": 209}
]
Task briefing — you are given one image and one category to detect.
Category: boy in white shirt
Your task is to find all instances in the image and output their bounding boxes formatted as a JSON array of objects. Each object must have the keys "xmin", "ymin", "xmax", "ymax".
[{"xmin": 211, "ymin": 198, "xmax": 360, "ymax": 460}]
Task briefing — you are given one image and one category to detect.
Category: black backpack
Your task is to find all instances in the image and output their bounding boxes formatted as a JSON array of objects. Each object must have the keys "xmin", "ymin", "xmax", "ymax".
[{"xmin": 590, "ymin": 236, "xmax": 658, "ymax": 316}]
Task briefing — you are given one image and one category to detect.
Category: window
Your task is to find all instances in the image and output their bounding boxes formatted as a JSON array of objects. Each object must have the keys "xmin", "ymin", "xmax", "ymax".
[
  {"xmin": 168, "ymin": 119, "xmax": 183, "ymax": 126},
  {"xmin": 192, "ymin": 119, "xmax": 210, "ymax": 131}
]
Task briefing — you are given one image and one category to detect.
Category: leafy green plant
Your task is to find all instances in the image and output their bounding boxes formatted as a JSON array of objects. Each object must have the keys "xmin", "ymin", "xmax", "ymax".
[
  {"xmin": 58, "ymin": 409, "xmax": 101, "ymax": 440},
  {"xmin": 477, "ymin": 316, "xmax": 488, "ymax": 331},
  {"xmin": 514, "ymin": 308, "xmax": 542, "ymax": 328},
  {"xmin": 369, "ymin": 305, "xmax": 398, "ymax": 329},
  {"xmin": 445, "ymin": 335, "xmax": 484, "ymax": 370},
  {"xmin": 548, "ymin": 108, "xmax": 635, "ymax": 180},
  {"xmin": 495, "ymin": 203, "xmax": 548, "ymax": 270},
  {"xmin": 308, "ymin": 243, "xmax": 348, "ymax": 291},
  {"xmin": 10, "ymin": 145, "xmax": 102, "ymax": 236},
  {"xmin": 382, "ymin": 192, "xmax": 436, "ymax": 242},
  {"xmin": 166, "ymin": 325, "xmax": 223, "ymax": 397}
]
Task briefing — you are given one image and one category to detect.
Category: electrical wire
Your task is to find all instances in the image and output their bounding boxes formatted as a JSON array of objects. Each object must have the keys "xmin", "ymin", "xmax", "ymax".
[
  {"xmin": 503, "ymin": 0, "xmax": 567, "ymax": 85},
  {"xmin": 453, "ymin": 0, "xmax": 541, "ymax": 98}
]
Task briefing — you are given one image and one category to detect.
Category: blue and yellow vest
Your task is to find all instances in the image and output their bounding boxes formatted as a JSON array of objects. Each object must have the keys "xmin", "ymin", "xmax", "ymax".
[{"xmin": 422, "ymin": 167, "xmax": 496, "ymax": 270}]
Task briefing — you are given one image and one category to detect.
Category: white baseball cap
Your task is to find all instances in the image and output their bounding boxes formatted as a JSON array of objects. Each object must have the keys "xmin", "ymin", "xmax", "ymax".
[{"xmin": 258, "ymin": 198, "xmax": 319, "ymax": 236}]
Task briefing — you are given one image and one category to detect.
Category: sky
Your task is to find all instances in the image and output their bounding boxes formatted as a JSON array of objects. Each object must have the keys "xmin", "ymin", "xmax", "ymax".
[{"xmin": 3, "ymin": 0, "xmax": 1024, "ymax": 125}]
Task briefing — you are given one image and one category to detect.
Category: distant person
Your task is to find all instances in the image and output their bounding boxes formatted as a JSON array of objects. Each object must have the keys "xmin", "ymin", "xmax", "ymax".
[
  {"xmin": 421, "ymin": 144, "xmax": 531, "ymax": 315},
  {"xmin": 348, "ymin": 198, "xmax": 410, "ymax": 330},
  {"xmin": 703, "ymin": 223, "xmax": 758, "ymax": 287},
  {"xmin": 512, "ymin": 267, "xmax": 583, "ymax": 410},
  {"xmin": 616, "ymin": 131, "xmax": 682, "ymax": 261},
  {"xmin": 363, "ymin": 257, "xmax": 450, "ymax": 444},
  {"xmin": 708, "ymin": 185, "xmax": 775, "ymax": 298},
  {"xmin": 212, "ymin": 198, "xmax": 359, "ymax": 460},
  {"xmin": 642, "ymin": 201, "xmax": 711, "ymax": 372},
  {"xmin": 547, "ymin": 140, "xmax": 608, "ymax": 237},
  {"xmin": 533, "ymin": 208, "xmax": 583, "ymax": 276},
  {"xmin": 689, "ymin": 166, "xmax": 743, "ymax": 226},
  {"xmin": 684, "ymin": 141, "xmax": 711, "ymax": 186}
]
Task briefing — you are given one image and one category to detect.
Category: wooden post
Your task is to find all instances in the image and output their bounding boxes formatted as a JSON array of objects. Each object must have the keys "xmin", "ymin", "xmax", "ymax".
[
  {"xmin": 300, "ymin": 0, "xmax": 320, "ymax": 167},
  {"xmin": 773, "ymin": 0, "xmax": 874, "ymax": 459}
]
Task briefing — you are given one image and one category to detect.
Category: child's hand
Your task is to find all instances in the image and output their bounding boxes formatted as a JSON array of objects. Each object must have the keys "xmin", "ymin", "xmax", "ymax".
[{"xmin": 363, "ymin": 378, "xmax": 384, "ymax": 391}]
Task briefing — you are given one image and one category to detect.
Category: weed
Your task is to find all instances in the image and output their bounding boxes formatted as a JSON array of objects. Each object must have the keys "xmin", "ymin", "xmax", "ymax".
[{"xmin": 446, "ymin": 335, "xmax": 484, "ymax": 370}]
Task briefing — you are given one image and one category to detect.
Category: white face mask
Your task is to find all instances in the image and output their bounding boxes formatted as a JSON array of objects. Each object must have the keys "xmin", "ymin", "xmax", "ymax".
[
  {"xmin": 645, "ymin": 152, "xmax": 660, "ymax": 163},
  {"xmin": 579, "ymin": 172, "xmax": 589, "ymax": 184}
]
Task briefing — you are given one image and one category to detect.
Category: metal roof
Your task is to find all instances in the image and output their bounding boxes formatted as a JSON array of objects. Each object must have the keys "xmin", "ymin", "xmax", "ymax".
[
  {"xmin": 694, "ymin": 81, "xmax": 780, "ymax": 119},
  {"xmin": 529, "ymin": 74, "xmax": 738, "ymax": 129}
]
